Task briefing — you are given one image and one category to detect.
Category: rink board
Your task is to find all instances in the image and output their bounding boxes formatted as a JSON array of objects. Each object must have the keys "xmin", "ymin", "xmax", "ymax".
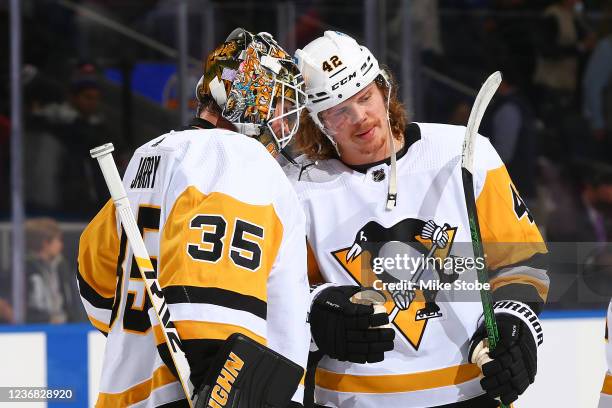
[{"xmin": 0, "ymin": 312, "xmax": 607, "ymax": 407}]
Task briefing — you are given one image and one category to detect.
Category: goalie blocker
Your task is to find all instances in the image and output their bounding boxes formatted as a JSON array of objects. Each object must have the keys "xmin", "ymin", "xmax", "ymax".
[{"xmin": 194, "ymin": 333, "xmax": 304, "ymax": 408}]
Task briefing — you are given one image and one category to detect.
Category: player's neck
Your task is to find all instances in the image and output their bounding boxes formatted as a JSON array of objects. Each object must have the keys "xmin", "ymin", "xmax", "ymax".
[{"xmin": 199, "ymin": 110, "xmax": 236, "ymax": 132}]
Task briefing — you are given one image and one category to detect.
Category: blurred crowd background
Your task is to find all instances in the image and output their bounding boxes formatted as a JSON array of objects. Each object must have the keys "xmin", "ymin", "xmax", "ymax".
[{"xmin": 1, "ymin": 0, "xmax": 611, "ymax": 324}]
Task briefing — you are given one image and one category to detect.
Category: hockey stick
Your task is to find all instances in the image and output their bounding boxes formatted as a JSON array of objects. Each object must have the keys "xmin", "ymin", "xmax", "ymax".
[
  {"xmin": 460, "ymin": 72, "xmax": 507, "ymax": 408},
  {"xmin": 90, "ymin": 143, "xmax": 194, "ymax": 407}
]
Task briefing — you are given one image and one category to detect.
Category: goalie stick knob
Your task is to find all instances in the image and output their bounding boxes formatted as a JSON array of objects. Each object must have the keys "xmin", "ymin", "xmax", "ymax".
[
  {"xmin": 90, "ymin": 143, "xmax": 115, "ymax": 159},
  {"xmin": 350, "ymin": 289, "xmax": 391, "ymax": 328}
]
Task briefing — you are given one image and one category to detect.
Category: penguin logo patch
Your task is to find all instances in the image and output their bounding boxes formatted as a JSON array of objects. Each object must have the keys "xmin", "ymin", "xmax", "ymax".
[{"xmin": 331, "ymin": 218, "xmax": 459, "ymax": 351}]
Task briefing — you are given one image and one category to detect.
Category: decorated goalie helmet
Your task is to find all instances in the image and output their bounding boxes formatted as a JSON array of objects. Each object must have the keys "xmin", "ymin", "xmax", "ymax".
[
  {"xmin": 195, "ymin": 28, "xmax": 306, "ymax": 152},
  {"xmin": 294, "ymin": 31, "xmax": 385, "ymax": 147}
]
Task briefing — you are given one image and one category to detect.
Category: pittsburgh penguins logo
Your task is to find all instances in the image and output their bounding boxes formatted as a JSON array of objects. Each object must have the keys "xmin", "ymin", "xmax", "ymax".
[{"xmin": 332, "ymin": 218, "xmax": 458, "ymax": 350}]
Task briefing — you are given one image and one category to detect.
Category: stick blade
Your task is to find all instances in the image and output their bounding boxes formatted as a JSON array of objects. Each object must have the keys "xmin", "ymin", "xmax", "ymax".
[{"xmin": 461, "ymin": 71, "xmax": 502, "ymax": 173}]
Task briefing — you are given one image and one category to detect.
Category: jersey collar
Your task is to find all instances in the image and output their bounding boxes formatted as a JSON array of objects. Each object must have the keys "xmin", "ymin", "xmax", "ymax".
[
  {"xmin": 344, "ymin": 122, "xmax": 421, "ymax": 174},
  {"xmin": 181, "ymin": 117, "xmax": 216, "ymax": 131}
]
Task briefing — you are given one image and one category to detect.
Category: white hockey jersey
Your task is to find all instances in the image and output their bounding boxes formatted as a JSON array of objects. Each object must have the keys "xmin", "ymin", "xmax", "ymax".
[
  {"xmin": 600, "ymin": 300, "xmax": 612, "ymax": 407},
  {"xmin": 78, "ymin": 126, "xmax": 310, "ymax": 407},
  {"xmin": 285, "ymin": 123, "xmax": 548, "ymax": 407}
]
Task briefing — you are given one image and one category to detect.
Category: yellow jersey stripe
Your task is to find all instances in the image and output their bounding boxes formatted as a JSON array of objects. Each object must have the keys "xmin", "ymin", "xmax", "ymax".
[
  {"xmin": 153, "ymin": 324, "xmax": 165, "ymax": 346},
  {"xmin": 89, "ymin": 315, "xmax": 110, "ymax": 334},
  {"xmin": 307, "ymin": 241, "xmax": 324, "ymax": 285},
  {"xmin": 315, "ymin": 364, "xmax": 481, "ymax": 393},
  {"xmin": 603, "ymin": 373, "xmax": 612, "ymax": 395},
  {"xmin": 96, "ymin": 364, "xmax": 177, "ymax": 407}
]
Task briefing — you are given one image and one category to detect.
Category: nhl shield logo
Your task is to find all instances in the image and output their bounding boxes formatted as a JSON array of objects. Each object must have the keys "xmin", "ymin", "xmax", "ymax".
[{"xmin": 372, "ymin": 169, "xmax": 385, "ymax": 182}]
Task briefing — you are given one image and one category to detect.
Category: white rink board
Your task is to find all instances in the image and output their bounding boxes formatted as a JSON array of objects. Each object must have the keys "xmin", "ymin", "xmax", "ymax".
[
  {"xmin": 517, "ymin": 317, "xmax": 606, "ymax": 408},
  {"xmin": 0, "ymin": 333, "xmax": 46, "ymax": 408},
  {"xmin": 0, "ymin": 317, "xmax": 607, "ymax": 407}
]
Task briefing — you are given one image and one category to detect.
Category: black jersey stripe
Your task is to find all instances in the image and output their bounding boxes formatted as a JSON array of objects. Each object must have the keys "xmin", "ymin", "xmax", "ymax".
[
  {"xmin": 77, "ymin": 272, "xmax": 114, "ymax": 310},
  {"xmin": 155, "ymin": 398, "xmax": 190, "ymax": 408},
  {"xmin": 163, "ymin": 286, "xmax": 267, "ymax": 320},
  {"xmin": 489, "ymin": 252, "xmax": 549, "ymax": 276},
  {"xmin": 428, "ymin": 392, "xmax": 499, "ymax": 407}
]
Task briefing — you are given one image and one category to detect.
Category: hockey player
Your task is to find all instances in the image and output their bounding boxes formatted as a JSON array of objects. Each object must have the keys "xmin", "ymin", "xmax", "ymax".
[
  {"xmin": 78, "ymin": 28, "xmax": 310, "ymax": 407},
  {"xmin": 285, "ymin": 31, "xmax": 549, "ymax": 407},
  {"xmin": 601, "ymin": 300, "xmax": 612, "ymax": 407}
]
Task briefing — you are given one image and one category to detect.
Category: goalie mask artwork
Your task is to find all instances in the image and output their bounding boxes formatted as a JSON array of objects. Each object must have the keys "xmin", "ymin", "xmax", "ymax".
[{"xmin": 195, "ymin": 28, "xmax": 307, "ymax": 153}]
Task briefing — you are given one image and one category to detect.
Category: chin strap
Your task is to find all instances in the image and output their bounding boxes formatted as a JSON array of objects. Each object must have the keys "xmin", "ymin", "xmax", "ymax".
[{"xmin": 385, "ymin": 82, "xmax": 397, "ymax": 210}]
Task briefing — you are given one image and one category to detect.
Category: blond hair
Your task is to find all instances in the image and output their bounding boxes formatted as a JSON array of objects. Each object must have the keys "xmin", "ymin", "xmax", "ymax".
[{"xmin": 293, "ymin": 71, "xmax": 408, "ymax": 161}]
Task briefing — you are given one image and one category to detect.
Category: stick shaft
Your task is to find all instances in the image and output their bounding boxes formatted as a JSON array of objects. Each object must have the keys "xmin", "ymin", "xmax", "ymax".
[
  {"xmin": 460, "ymin": 72, "xmax": 507, "ymax": 408},
  {"xmin": 91, "ymin": 144, "xmax": 194, "ymax": 405}
]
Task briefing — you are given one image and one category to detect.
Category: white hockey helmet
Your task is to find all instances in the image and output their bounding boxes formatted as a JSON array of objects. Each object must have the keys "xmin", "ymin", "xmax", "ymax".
[
  {"xmin": 295, "ymin": 31, "xmax": 381, "ymax": 138},
  {"xmin": 295, "ymin": 32, "xmax": 398, "ymax": 210}
]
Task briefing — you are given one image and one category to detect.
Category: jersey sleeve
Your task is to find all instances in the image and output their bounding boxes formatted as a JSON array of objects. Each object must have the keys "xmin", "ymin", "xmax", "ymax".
[
  {"xmin": 266, "ymin": 193, "xmax": 311, "ymax": 403},
  {"xmin": 474, "ymin": 136, "xmax": 549, "ymax": 313},
  {"xmin": 77, "ymin": 199, "xmax": 119, "ymax": 335}
]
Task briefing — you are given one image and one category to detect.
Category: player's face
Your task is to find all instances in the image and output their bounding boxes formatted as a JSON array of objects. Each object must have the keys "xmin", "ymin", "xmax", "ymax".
[
  {"xmin": 319, "ymin": 83, "xmax": 391, "ymax": 165},
  {"xmin": 269, "ymin": 97, "xmax": 294, "ymax": 137},
  {"xmin": 43, "ymin": 235, "xmax": 63, "ymax": 260}
]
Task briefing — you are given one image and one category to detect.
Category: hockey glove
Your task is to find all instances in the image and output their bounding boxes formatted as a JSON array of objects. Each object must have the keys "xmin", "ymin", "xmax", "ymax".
[
  {"xmin": 468, "ymin": 300, "xmax": 543, "ymax": 406},
  {"xmin": 309, "ymin": 286, "xmax": 395, "ymax": 363},
  {"xmin": 193, "ymin": 333, "xmax": 303, "ymax": 408}
]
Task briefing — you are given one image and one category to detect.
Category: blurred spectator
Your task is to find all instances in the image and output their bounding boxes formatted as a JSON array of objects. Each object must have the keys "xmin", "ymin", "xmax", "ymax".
[
  {"xmin": 0, "ymin": 114, "xmax": 9, "ymax": 216},
  {"xmin": 483, "ymin": 59, "xmax": 537, "ymax": 200},
  {"xmin": 489, "ymin": 0, "xmax": 540, "ymax": 90},
  {"xmin": 544, "ymin": 160, "xmax": 612, "ymax": 307},
  {"xmin": 23, "ymin": 65, "xmax": 65, "ymax": 213},
  {"xmin": 447, "ymin": 99, "xmax": 472, "ymax": 126},
  {"xmin": 22, "ymin": 63, "xmax": 109, "ymax": 216},
  {"xmin": 0, "ymin": 298, "xmax": 13, "ymax": 324},
  {"xmin": 56, "ymin": 64, "xmax": 110, "ymax": 217},
  {"xmin": 582, "ymin": 17, "xmax": 612, "ymax": 155},
  {"xmin": 532, "ymin": 0, "xmax": 596, "ymax": 123},
  {"xmin": 389, "ymin": 0, "xmax": 444, "ymax": 65},
  {"xmin": 292, "ymin": 0, "xmax": 365, "ymax": 48},
  {"xmin": 547, "ymin": 160, "xmax": 612, "ymax": 242},
  {"xmin": 25, "ymin": 217, "xmax": 81, "ymax": 323}
]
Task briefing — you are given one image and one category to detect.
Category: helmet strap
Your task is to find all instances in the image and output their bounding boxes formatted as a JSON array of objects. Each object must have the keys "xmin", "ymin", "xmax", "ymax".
[
  {"xmin": 325, "ymin": 132, "xmax": 341, "ymax": 157},
  {"xmin": 209, "ymin": 76, "xmax": 228, "ymax": 108},
  {"xmin": 385, "ymin": 81, "xmax": 397, "ymax": 210}
]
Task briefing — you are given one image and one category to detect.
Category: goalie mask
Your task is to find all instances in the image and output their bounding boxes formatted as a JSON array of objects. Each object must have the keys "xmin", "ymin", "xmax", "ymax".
[{"xmin": 195, "ymin": 28, "xmax": 307, "ymax": 151}]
